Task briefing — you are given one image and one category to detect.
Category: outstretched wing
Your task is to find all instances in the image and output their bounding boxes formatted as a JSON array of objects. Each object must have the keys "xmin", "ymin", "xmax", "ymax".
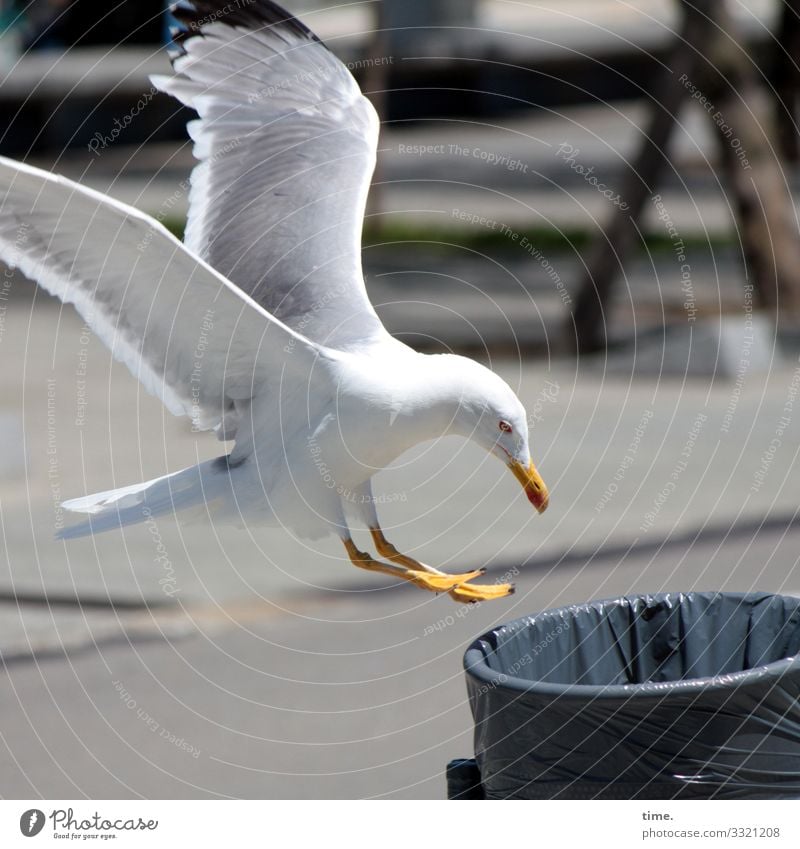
[
  {"xmin": 152, "ymin": 0, "xmax": 387, "ymax": 350},
  {"xmin": 0, "ymin": 155, "xmax": 321, "ymax": 437}
]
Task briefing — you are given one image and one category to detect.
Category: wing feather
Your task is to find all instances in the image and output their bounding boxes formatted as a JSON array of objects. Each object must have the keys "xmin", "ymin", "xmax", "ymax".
[
  {"xmin": 0, "ymin": 155, "xmax": 321, "ymax": 435},
  {"xmin": 152, "ymin": 0, "xmax": 387, "ymax": 350}
]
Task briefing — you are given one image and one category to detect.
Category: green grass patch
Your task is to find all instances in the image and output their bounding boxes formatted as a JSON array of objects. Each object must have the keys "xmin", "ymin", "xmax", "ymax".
[
  {"xmin": 363, "ymin": 222, "xmax": 727, "ymax": 255},
  {"xmin": 158, "ymin": 215, "xmax": 726, "ymax": 255}
]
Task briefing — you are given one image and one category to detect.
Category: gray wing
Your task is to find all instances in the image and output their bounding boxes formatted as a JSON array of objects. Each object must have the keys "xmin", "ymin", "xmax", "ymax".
[
  {"xmin": 152, "ymin": 0, "xmax": 386, "ymax": 350},
  {"xmin": 0, "ymin": 155, "xmax": 321, "ymax": 438}
]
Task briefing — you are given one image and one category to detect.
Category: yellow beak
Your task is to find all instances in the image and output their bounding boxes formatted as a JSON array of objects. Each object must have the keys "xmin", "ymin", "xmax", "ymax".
[{"xmin": 509, "ymin": 458, "xmax": 549, "ymax": 513}]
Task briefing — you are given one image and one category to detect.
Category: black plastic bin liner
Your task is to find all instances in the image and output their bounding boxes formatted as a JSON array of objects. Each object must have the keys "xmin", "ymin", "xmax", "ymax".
[{"xmin": 463, "ymin": 592, "xmax": 800, "ymax": 799}]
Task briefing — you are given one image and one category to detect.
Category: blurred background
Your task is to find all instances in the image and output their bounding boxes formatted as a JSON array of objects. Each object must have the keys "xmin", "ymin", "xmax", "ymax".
[{"xmin": 1, "ymin": 0, "xmax": 799, "ymax": 800}]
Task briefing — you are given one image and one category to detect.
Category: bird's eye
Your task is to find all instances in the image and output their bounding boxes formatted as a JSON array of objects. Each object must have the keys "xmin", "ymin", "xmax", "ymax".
[{"xmin": 499, "ymin": 420, "xmax": 513, "ymax": 433}]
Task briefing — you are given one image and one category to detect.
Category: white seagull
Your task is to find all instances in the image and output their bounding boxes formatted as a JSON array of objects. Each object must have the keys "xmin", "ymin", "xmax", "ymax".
[{"xmin": 0, "ymin": 0, "xmax": 548, "ymax": 603}]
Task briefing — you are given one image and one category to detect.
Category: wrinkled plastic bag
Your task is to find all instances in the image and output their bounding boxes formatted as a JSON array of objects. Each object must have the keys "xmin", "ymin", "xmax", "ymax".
[{"xmin": 458, "ymin": 592, "xmax": 800, "ymax": 799}]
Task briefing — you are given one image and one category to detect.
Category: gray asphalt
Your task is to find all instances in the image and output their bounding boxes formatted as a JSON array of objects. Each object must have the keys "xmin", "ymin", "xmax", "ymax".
[
  {"xmin": 1, "ymin": 290, "xmax": 799, "ymax": 797},
  {"xmin": 2, "ymin": 518, "xmax": 798, "ymax": 800},
  {"xmin": 2, "ymin": 12, "xmax": 799, "ymax": 798}
]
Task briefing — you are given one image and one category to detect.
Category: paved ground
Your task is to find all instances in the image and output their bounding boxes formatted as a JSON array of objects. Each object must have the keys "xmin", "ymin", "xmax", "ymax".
[
  {"xmin": 1, "ymin": 519, "xmax": 798, "ymax": 800},
  {"xmin": 1, "ymin": 289, "xmax": 798, "ymax": 797},
  {"xmin": 1, "ymin": 4, "xmax": 798, "ymax": 798}
]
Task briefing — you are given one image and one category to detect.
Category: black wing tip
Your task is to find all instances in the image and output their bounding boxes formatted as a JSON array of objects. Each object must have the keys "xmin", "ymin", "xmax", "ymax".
[{"xmin": 169, "ymin": 0, "xmax": 324, "ymax": 47}]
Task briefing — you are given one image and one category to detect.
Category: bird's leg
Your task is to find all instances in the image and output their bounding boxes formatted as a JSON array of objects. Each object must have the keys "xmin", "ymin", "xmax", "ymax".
[
  {"xmin": 368, "ymin": 528, "xmax": 515, "ymax": 603},
  {"xmin": 350, "ymin": 482, "xmax": 471, "ymax": 578},
  {"xmin": 342, "ymin": 539, "xmax": 484, "ymax": 593},
  {"xmin": 351, "ymin": 482, "xmax": 512, "ymax": 601},
  {"xmin": 368, "ymin": 526, "xmax": 482, "ymax": 580}
]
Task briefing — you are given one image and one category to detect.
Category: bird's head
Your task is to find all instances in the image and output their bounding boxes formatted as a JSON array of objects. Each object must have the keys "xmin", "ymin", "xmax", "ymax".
[{"xmin": 435, "ymin": 355, "xmax": 550, "ymax": 513}]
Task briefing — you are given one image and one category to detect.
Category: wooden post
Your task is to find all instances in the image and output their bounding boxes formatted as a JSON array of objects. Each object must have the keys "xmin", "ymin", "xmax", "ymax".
[
  {"xmin": 772, "ymin": 0, "xmax": 800, "ymax": 163},
  {"xmin": 699, "ymin": 1, "xmax": 800, "ymax": 317},
  {"xmin": 567, "ymin": 1, "xmax": 717, "ymax": 354}
]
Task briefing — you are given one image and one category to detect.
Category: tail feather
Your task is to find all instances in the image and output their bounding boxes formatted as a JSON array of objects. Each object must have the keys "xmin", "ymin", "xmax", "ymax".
[{"xmin": 57, "ymin": 457, "xmax": 228, "ymax": 540}]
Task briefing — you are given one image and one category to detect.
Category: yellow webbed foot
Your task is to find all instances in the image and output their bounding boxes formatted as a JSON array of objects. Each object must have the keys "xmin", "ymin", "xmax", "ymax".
[
  {"xmin": 406, "ymin": 568, "xmax": 486, "ymax": 592},
  {"xmin": 448, "ymin": 581, "xmax": 515, "ymax": 604}
]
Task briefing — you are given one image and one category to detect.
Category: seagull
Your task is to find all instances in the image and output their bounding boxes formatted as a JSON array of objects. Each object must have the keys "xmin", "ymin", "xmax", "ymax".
[{"xmin": 0, "ymin": 0, "xmax": 549, "ymax": 603}]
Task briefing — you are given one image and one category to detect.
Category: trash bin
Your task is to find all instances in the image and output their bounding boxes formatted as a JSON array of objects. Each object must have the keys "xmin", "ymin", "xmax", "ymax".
[{"xmin": 450, "ymin": 592, "xmax": 800, "ymax": 799}]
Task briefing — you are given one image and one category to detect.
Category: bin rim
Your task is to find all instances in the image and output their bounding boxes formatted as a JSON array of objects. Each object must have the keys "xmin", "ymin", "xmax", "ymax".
[{"xmin": 464, "ymin": 591, "xmax": 800, "ymax": 701}]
